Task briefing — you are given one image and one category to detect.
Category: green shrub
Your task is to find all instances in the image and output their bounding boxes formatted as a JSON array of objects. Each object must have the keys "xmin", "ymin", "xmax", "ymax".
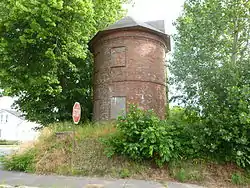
[
  {"xmin": 104, "ymin": 105, "xmax": 183, "ymax": 167},
  {"xmin": 169, "ymin": 86, "xmax": 250, "ymax": 169},
  {"xmin": 197, "ymin": 85, "xmax": 250, "ymax": 168},
  {"xmin": 166, "ymin": 107, "xmax": 202, "ymax": 159},
  {"xmin": 2, "ymin": 148, "xmax": 36, "ymax": 172}
]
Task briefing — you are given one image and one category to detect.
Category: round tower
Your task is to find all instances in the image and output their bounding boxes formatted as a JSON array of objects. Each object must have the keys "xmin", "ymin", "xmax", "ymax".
[{"xmin": 89, "ymin": 17, "xmax": 171, "ymax": 121}]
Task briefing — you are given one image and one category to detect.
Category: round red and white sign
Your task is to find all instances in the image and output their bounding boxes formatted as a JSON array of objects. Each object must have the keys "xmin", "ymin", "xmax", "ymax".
[{"xmin": 72, "ymin": 102, "xmax": 81, "ymax": 124}]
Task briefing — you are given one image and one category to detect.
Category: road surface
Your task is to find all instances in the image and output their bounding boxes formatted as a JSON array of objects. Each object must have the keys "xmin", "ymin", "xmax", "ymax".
[
  {"xmin": 0, "ymin": 146, "xmax": 17, "ymax": 156},
  {"xmin": 0, "ymin": 170, "xmax": 204, "ymax": 188}
]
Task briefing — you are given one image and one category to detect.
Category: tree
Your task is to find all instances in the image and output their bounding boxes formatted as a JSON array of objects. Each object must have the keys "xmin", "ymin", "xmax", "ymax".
[
  {"xmin": 171, "ymin": 0, "xmax": 250, "ymax": 167},
  {"xmin": 0, "ymin": 0, "xmax": 129, "ymax": 125}
]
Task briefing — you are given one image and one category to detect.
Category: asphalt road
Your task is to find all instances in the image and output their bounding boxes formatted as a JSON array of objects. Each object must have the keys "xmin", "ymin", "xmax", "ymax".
[
  {"xmin": 0, "ymin": 170, "xmax": 205, "ymax": 188},
  {"xmin": 0, "ymin": 146, "xmax": 16, "ymax": 156}
]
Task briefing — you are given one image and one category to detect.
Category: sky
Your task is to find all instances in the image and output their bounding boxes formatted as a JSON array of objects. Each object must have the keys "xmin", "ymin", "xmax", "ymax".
[
  {"xmin": 0, "ymin": 96, "xmax": 14, "ymax": 110},
  {"xmin": 125, "ymin": 0, "xmax": 185, "ymax": 103},
  {"xmin": 125, "ymin": 0, "xmax": 185, "ymax": 36},
  {"xmin": 0, "ymin": 0, "xmax": 185, "ymax": 110}
]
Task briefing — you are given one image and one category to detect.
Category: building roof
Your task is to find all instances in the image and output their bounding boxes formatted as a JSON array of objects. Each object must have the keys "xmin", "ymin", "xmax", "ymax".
[
  {"xmin": 89, "ymin": 16, "xmax": 171, "ymax": 51},
  {"xmin": 0, "ymin": 109, "xmax": 25, "ymax": 120},
  {"xmin": 145, "ymin": 20, "xmax": 165, "ymax": 33},
  {"xmin": 104, "ymin": 16, "xmax": 165, "ymax": 33}
]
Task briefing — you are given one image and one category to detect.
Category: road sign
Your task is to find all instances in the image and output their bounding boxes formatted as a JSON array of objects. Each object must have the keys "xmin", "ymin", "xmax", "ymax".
[{"xmin": 72, "ymin": 102, "xmax": 81, "ymax": 124}]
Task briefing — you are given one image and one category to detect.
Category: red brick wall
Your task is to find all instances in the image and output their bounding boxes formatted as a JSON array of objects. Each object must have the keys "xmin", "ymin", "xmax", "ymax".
[{"xmin": 92, "ymin": 29, "xmax": 167, "ymax": 120}]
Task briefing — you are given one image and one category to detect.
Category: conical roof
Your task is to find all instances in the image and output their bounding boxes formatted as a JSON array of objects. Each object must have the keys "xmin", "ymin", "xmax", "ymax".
[{"xmin": 89, "ymin": 16, "xmax": 171, "ymax": 51}]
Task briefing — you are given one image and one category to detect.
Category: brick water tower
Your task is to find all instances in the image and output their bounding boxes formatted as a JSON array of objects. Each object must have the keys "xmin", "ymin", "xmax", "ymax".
[{"xmin": 89, "ymin": 17, "xmax": 171, "ymax": 121}]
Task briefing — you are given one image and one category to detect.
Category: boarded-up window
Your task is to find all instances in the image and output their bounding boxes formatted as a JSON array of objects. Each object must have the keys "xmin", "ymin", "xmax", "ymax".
[
  {"xmin": 111, "ymin": 97, "xmax": 126, "ymax": 119},
  {"xmin": 111, "ymin": 47, "xmax": 126, "ymax": 67}
]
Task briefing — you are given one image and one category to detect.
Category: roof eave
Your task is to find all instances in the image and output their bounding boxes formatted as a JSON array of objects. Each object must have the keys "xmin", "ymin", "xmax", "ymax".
[{"xmin": 88, "ymin": 26, "xmax": 171, "ymax": 53}]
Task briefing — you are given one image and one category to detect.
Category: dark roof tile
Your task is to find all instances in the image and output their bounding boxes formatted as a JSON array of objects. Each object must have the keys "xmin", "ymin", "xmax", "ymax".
[
  {"xmin": 89, "ymin": 16, "xmax": 171, "ymax": 52},
  {"xmin": 105, "ymin": 16, "xmax": 165, "ymax": 34}
]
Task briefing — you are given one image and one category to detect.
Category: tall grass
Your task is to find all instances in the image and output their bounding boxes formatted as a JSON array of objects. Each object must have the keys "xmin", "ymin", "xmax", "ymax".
[
  {"xmin": 1, "ymin": 122, "xmax": 156, "ymax": 178},
  {"xmin": 1, "ymin": 121, "xmax": 249, "ymax": 187}
]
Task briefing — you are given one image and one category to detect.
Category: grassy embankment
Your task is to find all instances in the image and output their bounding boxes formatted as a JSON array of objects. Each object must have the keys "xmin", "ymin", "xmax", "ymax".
[{"xmin": 1, "ymin": 121, "xmax": 250, "ymax": 188}]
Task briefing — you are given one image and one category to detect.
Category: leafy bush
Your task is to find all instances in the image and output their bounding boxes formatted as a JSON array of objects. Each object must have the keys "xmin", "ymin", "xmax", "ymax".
[
  {"xmin": 170, "ymin": 0, "xmax": 250, "ymax": 170},
  {"xmin": 2, "ymin": 148, "xmax": 36, "ymax": 172},
  {"xmin": 169, "ymin": 92, "xmax": 250, "ymax": 169},
  {"xmin": 197, "ymin": 85, "xmax": 250, "ymax": 168},
  {"xmin": 105, "ymin": 105, "xmax": 242, "ymax": 167},
  {"xmin": 104, "ymin": 105, "xmax": 195, "ymax": 166},
  {"xmin": 166, "ymin": 107, "xmax": 203, "ymax": 159}
]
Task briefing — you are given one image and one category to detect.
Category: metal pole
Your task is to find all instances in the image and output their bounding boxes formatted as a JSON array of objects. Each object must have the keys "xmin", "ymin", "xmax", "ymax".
[{"xmin": 71, "ymin": 123, "xmax": 76, "ymax": 172}]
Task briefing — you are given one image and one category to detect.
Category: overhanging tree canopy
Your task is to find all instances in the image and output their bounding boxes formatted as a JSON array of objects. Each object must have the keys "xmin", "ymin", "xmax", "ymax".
[{"xmin": 0, "ymin": 0, "xmax": 129, "ymax": 125}]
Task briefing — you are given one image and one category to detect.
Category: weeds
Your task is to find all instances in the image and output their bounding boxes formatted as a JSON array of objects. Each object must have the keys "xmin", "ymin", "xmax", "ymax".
[
  {"xmin": 2, "ymin": 148, "xmax": 36, "ymax": 172},
  {"xmin": 2, "ymin": 118, "xmax": 250, "ymax": 187},
  {"xmin": 231, "ymin": 173, "xmax": 244, "ymax": 185},
  {"xmin": 168, "ymin": 160, "xmax": 205, "ymax": 183}
]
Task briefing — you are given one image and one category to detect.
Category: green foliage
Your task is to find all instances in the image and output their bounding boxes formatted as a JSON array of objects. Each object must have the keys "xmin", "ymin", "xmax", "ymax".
[
  {"xmin": 104, "ymin": 104, "xmax": 249, "ymax": 170},
  {"xmin": 104, "ymin": 105, "xmax": 198, "ymax": 167},
  {"xmin": 171, "ymin": 0, "xmax": 250, "ymax": 168},
  {"xmin": 119, "ymin": 168, "xmax": 131, "ymax": 178},
  {"xmin": 2, "ymin": 148, "xmax": 36, "ymax": 172},
  {"xmin": 197, "ymin": 85, "xmax": 250, "ymax": 167},
  {"xmin": 165, "ymin": 106, "xmax": 203, "ymax": 159},
  {"xmin": 0, "ymin": 0, "xmax": 129, "ymax": 125},
  {"xmin": 1, "ymin": 121, "xmax": 155, "ymax": 180},
  {"xmin": 169, "ymin": 159, "xmax": 206, "ymax": 183},
  {"xmin": 175, "ymin": 168, "xmax": 186, "ymax": 182},
  {"xmin": 231, "ymin": 173, "xmax": 244, "ymax": 185}
]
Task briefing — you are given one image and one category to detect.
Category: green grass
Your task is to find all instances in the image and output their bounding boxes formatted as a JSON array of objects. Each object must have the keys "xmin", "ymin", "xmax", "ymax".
[
  {"xmin": 231, "ymin": 172, "xmax": 250, "ymax": 185},
  {"xmin": 0, "ymin": 140, "xmax": 18, "ymax": 145},
  {"xmin": 0, "ymin": 145, "xmax": 18, "ymax": 148},
  {"xmin": 1, "ymin": 122, "xmax": 154, "ymax": 179},
  {"xmin": 47, "ymin": 122, "xmax": 152, "ymax": 178},
  {"xmin": 167, "ymin": 159, "xmax": 250, "ymax": 187},
  {"xmin": 0, "ymin": 155, "xmax": 4, "ymax": 161},
  {"xmin": 168, "ymin": 160, "xmax": 206, "ymax": 183},
  {"xmin": 2, "ymin": 121, "xmax": 250, "ymax": 187}
]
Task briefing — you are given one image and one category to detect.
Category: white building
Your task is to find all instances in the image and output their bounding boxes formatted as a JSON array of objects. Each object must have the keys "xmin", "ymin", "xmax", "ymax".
[{"xmin": 0, "ymin": 109, "xmax": 40, "ymax": 142}]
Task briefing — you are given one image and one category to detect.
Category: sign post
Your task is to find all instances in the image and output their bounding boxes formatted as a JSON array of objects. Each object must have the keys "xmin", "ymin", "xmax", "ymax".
[{"xmin": 71, "ymin": 102, "xmax": 81, "ymax": 171}]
